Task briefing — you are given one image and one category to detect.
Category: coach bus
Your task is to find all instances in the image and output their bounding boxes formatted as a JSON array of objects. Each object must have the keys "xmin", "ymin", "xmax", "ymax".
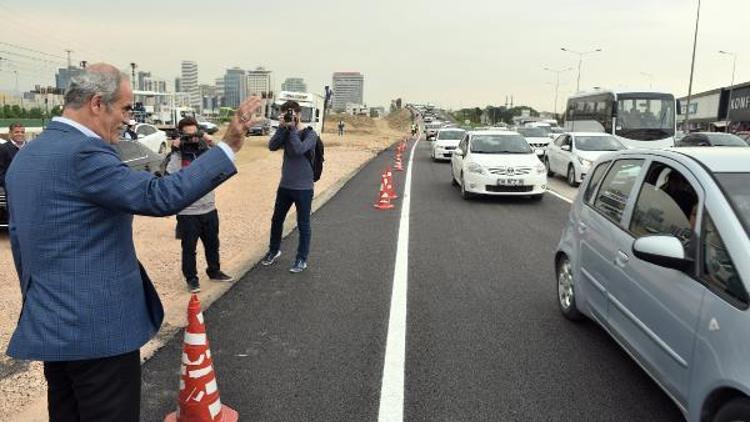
[{"xmin": 564, "ymin": 89, "xmax": 677, "ymax": 149}]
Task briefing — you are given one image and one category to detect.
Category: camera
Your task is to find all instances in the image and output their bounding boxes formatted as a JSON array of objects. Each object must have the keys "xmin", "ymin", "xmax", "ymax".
[
  {"xmin": 283, "ymin": 109, "xmax": 295, "ymax": 123},
  {"xmin": 178, "ymin": 131, "xmax": 209, "ymax": 156}
]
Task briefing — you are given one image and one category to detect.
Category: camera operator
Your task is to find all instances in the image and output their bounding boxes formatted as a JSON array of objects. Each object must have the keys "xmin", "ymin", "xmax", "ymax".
[
  {"xmin": 166, "ymin": 117, "xmax": 233, "ymax": 292},
  {"xmin": 122, "ymin": 119, "xmax": 137, "ymax": 140},
  {"xmin": 261, "ymin": 101, "xmax": 318, "ymax": 273}
]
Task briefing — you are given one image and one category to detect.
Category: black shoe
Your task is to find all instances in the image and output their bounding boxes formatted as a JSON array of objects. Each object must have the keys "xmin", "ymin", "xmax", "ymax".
[
  {"xmin": 289, "ymin": 259, "xmax": 308, "ymax": 274},
  {"xmin": 208, "ymin": 271, "xmax": 234, "ymax": 282},
  {"xmin": 187, "ymin": 278, "xmax": 201, "ymax": 293},
  {"xmin": 261, "ymin": 250, "xmax": 281, "ymax": 266}
]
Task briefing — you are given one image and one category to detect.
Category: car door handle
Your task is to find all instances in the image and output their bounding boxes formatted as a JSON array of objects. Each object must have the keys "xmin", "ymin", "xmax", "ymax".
[
  {"xmin": 577, "ymin": 222, "xmax": 588, "ymax": 234},
  {"xmin": 614, "ymin": 250, "xmax": 630, "ymax": 268}
]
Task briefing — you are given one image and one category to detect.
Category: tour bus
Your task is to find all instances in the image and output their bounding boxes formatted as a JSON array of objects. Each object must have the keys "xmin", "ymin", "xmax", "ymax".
[{"xmin": 564, "ymin": 89, "xmax": 677, "ymax": 149}]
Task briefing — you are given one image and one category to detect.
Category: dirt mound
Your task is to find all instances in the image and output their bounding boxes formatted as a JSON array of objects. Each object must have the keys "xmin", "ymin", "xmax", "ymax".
[
  {"xmin": 323, "ymin": 113, "xmax": 376, "ymax": 135},
  {"xmin": 385, "ymin": 109, "xmax": 412, "ymax": 131}
]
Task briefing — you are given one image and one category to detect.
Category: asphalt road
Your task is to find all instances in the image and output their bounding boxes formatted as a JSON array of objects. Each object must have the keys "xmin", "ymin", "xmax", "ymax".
[{"xmin": 141, "ymin": 140, "xmax": 683, "ymax": 421}]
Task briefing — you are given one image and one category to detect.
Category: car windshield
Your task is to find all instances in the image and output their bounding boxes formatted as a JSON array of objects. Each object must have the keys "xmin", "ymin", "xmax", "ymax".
[
  {"xmin": 716, "ymin": 173, "xmax": 750, "ymax": 236},
  {"xmin": 550, "ymin": 127, "xmax": 564, "ymax": 134},
  {"xmin": 706, "ymin": 134, "xmax": 748, "ymax": 147},
  {"xmin": 517, "ymin": 127, "xmax": 549, "ymax": 138},
  {"xmin": 471, "ymin": 134, "xmax": 532, "ymax": 154},
  {"xmin": 437, "ymin": 130, "xmax": 465, "ymax": 140},
  {"xmin": 575, "ymin": 136, "xmax": 626, "ymax": 151}
]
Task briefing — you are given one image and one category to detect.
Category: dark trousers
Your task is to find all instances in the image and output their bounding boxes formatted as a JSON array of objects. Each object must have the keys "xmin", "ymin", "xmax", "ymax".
[
  {"xmin": 338, "ymin": 127, "xmax": 344, "ymax": 136},
  {"xmin": 44, "ymin": 350, "xmax": 140, "ymax": 422},
  {"xmin": 177, "ymin": 209, "xmax": 221, "ymax": 281},
  {"xmin": 270, "ymin": 187, "xmax": 313, "ymax": 261}
]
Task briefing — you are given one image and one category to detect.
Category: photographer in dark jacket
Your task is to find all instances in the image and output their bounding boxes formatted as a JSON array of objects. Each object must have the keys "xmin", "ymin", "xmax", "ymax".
[
  {"xmin": 166, "ymin": 117, "xmax": 233, "ymax": 292},
  {"xmin": 261, "ymin": 101, "xmax": 317, "ymax": 273}
]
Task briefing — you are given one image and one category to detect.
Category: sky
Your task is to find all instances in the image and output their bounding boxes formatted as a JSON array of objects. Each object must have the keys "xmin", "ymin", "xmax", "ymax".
[{"xmin": 0, "ymin": 0, "xmax": 748, "ymax": 112}]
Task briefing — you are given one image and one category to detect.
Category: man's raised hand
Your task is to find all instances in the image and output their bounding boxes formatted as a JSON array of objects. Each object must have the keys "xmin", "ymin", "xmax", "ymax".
[{"xmin": 224, "ymin": 96, "xmax": 264, "ymax": 153}]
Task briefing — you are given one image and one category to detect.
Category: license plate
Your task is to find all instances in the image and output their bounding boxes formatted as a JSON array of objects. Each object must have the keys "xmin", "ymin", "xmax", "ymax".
[{"xmin": 498, "ymin": 179, "xmax": 524, "ymax": 186}]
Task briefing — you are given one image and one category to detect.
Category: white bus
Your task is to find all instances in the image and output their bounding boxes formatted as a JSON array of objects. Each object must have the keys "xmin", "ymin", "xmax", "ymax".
[{"xmin": 564, "ymin": 89, "xmax": 677, "ymax": 149}]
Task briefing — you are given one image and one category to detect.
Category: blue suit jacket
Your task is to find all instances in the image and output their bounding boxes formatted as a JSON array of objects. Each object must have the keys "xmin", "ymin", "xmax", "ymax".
[{"xmin": 5, "ymin": 121, "xmax": 236, "ymax": 361}]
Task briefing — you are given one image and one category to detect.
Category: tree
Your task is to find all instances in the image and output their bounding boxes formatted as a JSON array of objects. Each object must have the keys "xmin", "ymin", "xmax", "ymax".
[{"xmin": 28, "ymin": 107, "xmax": 44, "ymax": 118}]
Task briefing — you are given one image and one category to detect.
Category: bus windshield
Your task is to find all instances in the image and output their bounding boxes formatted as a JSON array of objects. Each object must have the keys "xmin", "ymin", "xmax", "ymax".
[{"xmin": 616, "ymin": 94, "xmax": 675, "ymax": 140}]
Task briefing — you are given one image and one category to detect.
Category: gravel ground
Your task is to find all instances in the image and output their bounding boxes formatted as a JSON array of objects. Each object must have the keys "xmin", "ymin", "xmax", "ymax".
[{"xmin": 0, "ymin": 118, "xmax": 406, "ymax": 420}]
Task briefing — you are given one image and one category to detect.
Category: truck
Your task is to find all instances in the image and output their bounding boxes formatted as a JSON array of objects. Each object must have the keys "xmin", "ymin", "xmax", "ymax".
[{"xmin": 268, "ymin": 91, "xmax": 325, "ymax": 134}]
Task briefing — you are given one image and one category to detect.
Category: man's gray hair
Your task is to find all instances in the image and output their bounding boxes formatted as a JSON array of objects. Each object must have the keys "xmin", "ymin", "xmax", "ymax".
[{"xmin": 64, "ymin": 65, "xmax": 129, "ymax": 110}]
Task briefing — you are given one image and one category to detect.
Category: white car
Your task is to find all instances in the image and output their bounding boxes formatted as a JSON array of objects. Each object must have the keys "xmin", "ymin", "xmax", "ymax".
[
  {"xmin": 516, "ymin": 127, "xmax": 553, "ymax": 154},
  {"xmin": 450, "ymin": 130, "xmax": 547, "ymax": 200},
  {"xmin": 431, "ymin": 128, "xmax": 466, "ymax": 161},
  {"xmin": 546, "ymin": 132, "xmax": 626, "ymax": 187},
  {"xmin": 133, "ymin": 123, "xmax": 169, "ymax": 155}
]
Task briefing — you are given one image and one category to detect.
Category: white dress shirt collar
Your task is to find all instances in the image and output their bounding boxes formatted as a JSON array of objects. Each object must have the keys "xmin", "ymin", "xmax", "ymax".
[{"xmin": 52, "ymin": 116, "xmax": 100, "ymax": 139}]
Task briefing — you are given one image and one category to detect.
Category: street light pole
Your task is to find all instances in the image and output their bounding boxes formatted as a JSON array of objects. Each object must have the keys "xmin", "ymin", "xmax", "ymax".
[
  {"xmin": 683, "ymin": 0, "xmax": 701, "ymax": 132},
  {"xmin": 561, "ymin": 47, "xmax": 602, "ymax": 92},
  {"xmin": 640, "ymin": 72, "xmax": 654, "ymax": 89},
  {"xmin": 719, "ymin": 50, "xmax": 737, "ymax": 131},
  {"xmin": 544, "ymin": 67, "xmax": 573, "ymax": 119},
  {"xmin": 129, "ymin": 62, "xmax": 137, "ymax": 91}
]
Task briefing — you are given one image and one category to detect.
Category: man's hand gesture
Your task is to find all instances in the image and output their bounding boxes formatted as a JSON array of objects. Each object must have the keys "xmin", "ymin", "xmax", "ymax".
[{"xmin": 224, "ymin": 96, "xmax": 264, "ymax": 153}]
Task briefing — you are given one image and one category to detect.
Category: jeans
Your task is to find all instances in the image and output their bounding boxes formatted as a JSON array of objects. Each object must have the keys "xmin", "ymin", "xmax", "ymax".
[
  {"xmin": 269, "ymin": 187, "xmax": 313, "ymax": 261},
  {"xmin": 177, "ymin": 209, "xmax": 221, "ymax": 281}
]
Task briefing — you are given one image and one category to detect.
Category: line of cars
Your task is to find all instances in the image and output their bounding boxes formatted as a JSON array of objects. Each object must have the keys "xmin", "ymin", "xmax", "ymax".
[
  {"xmin": 429, "ymin": 122, "xmax": 629, "ymax": 201},
  {"xmin": 420, "ymin": 107, "xmax": 750, "ymax": 420}
]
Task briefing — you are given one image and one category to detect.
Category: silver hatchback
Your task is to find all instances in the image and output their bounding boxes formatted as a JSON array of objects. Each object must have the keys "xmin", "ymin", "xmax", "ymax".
[{"xmin": 555, "ymin": 147, "xmax": 750, "ymax": 422}]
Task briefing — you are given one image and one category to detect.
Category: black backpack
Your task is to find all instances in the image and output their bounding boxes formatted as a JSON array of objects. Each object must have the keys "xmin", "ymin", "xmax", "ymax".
[{"xmin": 303, "ymin": 128, "xmax": 325, "ymax": 182}]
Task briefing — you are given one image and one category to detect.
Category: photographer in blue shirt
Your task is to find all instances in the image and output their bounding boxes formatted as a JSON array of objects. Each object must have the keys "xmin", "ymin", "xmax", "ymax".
[{"xmin": 261, "ymin": 101, "xmax": 317, "ymax": 273}]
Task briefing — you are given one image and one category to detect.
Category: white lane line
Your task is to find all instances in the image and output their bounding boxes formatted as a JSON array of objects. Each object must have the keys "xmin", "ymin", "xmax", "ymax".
[
  {"xmin": 378, "ymin": 138, "xmax": 418, "ymax": 422},
  {"xmin": 546, "ymin": 188, "xmax": 574, "ymax": 204}
]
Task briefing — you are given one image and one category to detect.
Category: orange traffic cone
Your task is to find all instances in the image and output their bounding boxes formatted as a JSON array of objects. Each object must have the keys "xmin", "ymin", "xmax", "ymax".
[
  {"xmin": 165, "ymin": 295, "xmax": 238, "ymax": 422},
  {"xmin": 384, "ymin": 168, "xmax": 398, "ymax": 200},
  {"xmin": 374, "ymin": 178, "xmax": 395, "ymax": 210},
  {"xmin": 394, "ymin": 154, "xmax": 404, "ymax": 172}
]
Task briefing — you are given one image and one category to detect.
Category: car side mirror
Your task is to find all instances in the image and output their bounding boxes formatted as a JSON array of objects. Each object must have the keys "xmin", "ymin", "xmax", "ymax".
[
  {"xmin": 454, "ymin": 149, "xmax": 463, "ymax": 157},
  {"xmin": 561, "ymin": 145, "xmax": 571, "ymax": 152},
  {"xmin": 632, "ymin": 235, "xmax": 692, "ymax": 272}
]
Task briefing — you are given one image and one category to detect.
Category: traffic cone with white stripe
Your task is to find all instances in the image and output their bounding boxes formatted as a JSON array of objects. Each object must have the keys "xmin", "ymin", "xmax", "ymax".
[
  {"xmin": 374, "ymin": 176, "xmax": 395, "ymax": 210},
  {"xmin": 165, "ymin": 294, "xmax": 238, "ymax": 422},
  {"xmin": 384, "ymin": 167, "xmax": 398, "ymax": 200},
  {"xmin": 394, "ymin": 153, "xmax": 404, "ymax": 172}
]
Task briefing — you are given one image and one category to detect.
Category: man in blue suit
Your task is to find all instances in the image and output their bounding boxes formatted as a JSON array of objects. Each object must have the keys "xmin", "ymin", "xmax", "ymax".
[{"xmin": 4, "ymin": 64, "xmax": 262, "ymax": 421}]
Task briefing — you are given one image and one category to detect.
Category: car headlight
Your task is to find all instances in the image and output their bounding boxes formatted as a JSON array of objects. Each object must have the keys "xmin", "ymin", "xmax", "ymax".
[
  {"xmin": 536, "ymin": 163, "xmax": 546, "ymax": 174},
  {"xmin": 577, "ymin": 157, "xmax": 593, "ymax": 168},
  {"xmin": 466, "ymin": 162, "xmax": 486, "ymax": 175}
]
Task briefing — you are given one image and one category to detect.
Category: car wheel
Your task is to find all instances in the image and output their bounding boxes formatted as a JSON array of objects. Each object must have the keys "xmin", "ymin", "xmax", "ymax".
[
  {"xmin": 557, "ymin": 255, "xmax": 584, "ymax": 321},
  {"xmin": 460, "ymin": 173, "xmax": 472, "ymax": 200},
  {"xmin": 713, "ymin": 397, "xmax": 750, "ymax": 422},
  {"xmin": 567, "ymin": 165, "xmax": 580, "ymax": 187},
  {"xmin": 545, "ymin": 157, "xmax": 554, "ymax": 177},
  {"xmin": 158, "ymin": 143, "xmax": 166, "ymax": 155}
]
